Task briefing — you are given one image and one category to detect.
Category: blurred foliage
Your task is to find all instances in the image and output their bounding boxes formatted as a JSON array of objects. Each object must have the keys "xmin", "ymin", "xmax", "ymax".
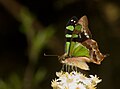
[
  {"xmin": 20, "ymin": 7, "xmax": 55, "ymax": 61},
  {"xmin": 19, "ymin": 6, "xmax": 55, "ymax": 89},
  {"xmin": 0, "ymin": 68, "xmax": 46, "ymax": 89},
  {"xmin": 33, "ymin": 68, "xmax": 47, "ymax": 88},
  {"xmin": 54, "ymin": 0, "xmax": 78, "ymax": 9},
  {"xmin": 0, "ymin": 2, "xmax": 55, "ymax": 89}
]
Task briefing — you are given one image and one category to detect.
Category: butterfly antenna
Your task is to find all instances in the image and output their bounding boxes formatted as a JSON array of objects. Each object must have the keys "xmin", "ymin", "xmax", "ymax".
[{"xmin": 44, "ymin": 53, "xmax": 59, "ymax": 57}]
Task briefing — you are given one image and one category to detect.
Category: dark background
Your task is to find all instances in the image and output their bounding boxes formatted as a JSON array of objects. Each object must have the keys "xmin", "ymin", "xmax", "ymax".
[{"xmin": 0, "ymin": 0, "xmax": 120, "ymax": 89}]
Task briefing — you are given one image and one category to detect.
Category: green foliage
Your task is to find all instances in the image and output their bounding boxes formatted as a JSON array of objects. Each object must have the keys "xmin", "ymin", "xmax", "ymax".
[
  {"xmin": 0, "ymin": 68, "xmax": 46, "ymax": 89},
  {"xmin": 0, "ymin": 80, "xmax": 9, "ymax": 89},
  {"xmin": 0, "ymin": 73, "xmax": 21, "ymax": 89},
  {"xmin": 20, "ymin": 7, "xmax": 35, "ymax": 34},
  {"xmin": 20, "ymin": 8, "xmax": 55, "ymax": 62},
  {"xmin": 33, "ymin": 68, "xmax": 47, "ymax": 87},
  {"xmin": 8, "ymin": 73, "xmax": 22, "ymax": 89},
  {"xmin": 0, "ymin": 6, "xmax": 55, "ymax": 89},
  {"xmin": 30, "ymin": 26, "xmax": 55, "ymax": 60}
]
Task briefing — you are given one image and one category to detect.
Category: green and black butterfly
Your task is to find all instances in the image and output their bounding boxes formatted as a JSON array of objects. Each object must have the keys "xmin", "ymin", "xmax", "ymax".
[{"xmin": 59, "ymin": 15, "xmax": 106, "ymax": 70}]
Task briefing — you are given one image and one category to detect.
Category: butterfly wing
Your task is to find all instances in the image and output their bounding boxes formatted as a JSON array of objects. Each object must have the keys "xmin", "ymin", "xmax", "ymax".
[
  {"xmin": 65, "ymin": 16, "xmax": 90, "ymax": 57},
  {"xmin": 62, "ymin": 16, "xmax": 105, "ymax": 70},
  {"xmin": 62, "ymin": 57, "xmax": 90, "ymax": 70},
  {"xmin": 69, "ymin": 42, "xmax": 90, "ymax": 57},
  {"xmin": 62, "ymin": 16, "xmax": 91, "ymax": 70},
  {"xmin": 65, "ymin": 16, "xmax": 79, "ymax": 56},
  {"xmin": 77, "ymin": 16, "xmax": 105, "ymax": 64},
  {"xmin": 78, "ymin": 15, "xmax": 92, "ymax": 38},
  {"xmin": 82, "ymin": 39, "xmax": 105, "ymax": 64},
  {"xmin": 59, "ymin": 16, "xmax": 79, "ymax": 60}
]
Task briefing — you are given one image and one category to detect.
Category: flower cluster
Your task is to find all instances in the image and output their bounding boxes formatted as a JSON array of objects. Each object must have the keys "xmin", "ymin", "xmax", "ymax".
[{"xmin": 51, "ymin": 71, "xmax": 102, "ymax": 89}]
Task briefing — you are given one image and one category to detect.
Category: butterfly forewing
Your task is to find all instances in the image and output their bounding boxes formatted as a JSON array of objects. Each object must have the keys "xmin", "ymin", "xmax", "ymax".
[
  {"xmin": 65, "ymin": 16, "xmax": 90, "ymax": 57},
  {"xmin": 65, "ymin": 42, "xmax": 70, "ymax": 54},
  {"xmin": 78, "ymin": 15, "xmax": 92, "ymax": 38},
  {"xmin": 65, "ymin": 16, "xmax": 79, "ymax": 56}
]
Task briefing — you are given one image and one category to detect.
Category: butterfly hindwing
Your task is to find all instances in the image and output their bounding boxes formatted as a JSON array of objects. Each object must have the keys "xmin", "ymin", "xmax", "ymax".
[
  {"xmin": 62, "ymin": 57, "xmax": 90, "ymax": 70},
  {"xmin": 70, "ymin": 42, "xmax": 89, "ymax": 57},
  {"xmin": 82, "ymin": 39, "xmax": 105, "ymax": 64}
]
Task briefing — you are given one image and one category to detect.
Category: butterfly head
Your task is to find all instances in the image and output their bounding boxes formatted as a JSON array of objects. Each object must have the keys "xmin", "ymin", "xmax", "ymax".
[{"xmin": 66, "ymin": 16, "xmax": 78, "ymax": 27}]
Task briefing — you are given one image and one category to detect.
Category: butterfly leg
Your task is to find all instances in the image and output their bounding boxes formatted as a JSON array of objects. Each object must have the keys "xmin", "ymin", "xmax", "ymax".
[
  {"xmin": 65, "ymin": 64, "xmax": 68, "ymax": 72},
  {"xmin": 71, "ymin": 65, "xmax": 74, "ymax": 71},
  {"xmin": 61, "ymin": 64, "xmax": 65, "ymax": 71},
  {"xmin": 75, "ymin": 66, "xmax": 78, "ymax": 72}
]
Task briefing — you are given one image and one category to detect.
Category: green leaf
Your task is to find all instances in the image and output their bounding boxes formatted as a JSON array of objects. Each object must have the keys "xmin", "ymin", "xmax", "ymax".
[{"xmin": 66, "ymin": 25, "xmax": 74, "ymax": 31}]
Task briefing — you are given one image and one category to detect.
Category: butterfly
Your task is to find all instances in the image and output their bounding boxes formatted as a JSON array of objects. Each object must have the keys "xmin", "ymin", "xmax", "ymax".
[{"xmin": 59, "ymin": 15, "xmax": 106, "ymax": 70}]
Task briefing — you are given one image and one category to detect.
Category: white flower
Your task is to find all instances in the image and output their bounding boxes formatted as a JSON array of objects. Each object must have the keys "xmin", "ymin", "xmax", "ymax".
[{"xmin": 51, "ymin": 71, "xmax": 102, "ymax": 89}]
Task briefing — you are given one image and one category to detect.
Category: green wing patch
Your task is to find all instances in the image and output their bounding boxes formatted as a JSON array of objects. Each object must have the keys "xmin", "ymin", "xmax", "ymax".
[
  {"xmin": 65, "ymin": 42, "xmax": 70, "ymax": 54},
  {"xmin": 66, "ymin": 25, "xmax": 74, "ymax": 31},
  {"xmin": 75, "ymin": 24, "xmax": 82, "ymax": 31},
  {"xmin": 65, "ymin": 34, "xmax": 72, "ymax": 38},
  {"xmin": 72, "ymin": 34, "xmax": 78, "ymax": 38},
  {"xmin": 70, "ymin": 42, "xmax": 90, "ymax": 57}
]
